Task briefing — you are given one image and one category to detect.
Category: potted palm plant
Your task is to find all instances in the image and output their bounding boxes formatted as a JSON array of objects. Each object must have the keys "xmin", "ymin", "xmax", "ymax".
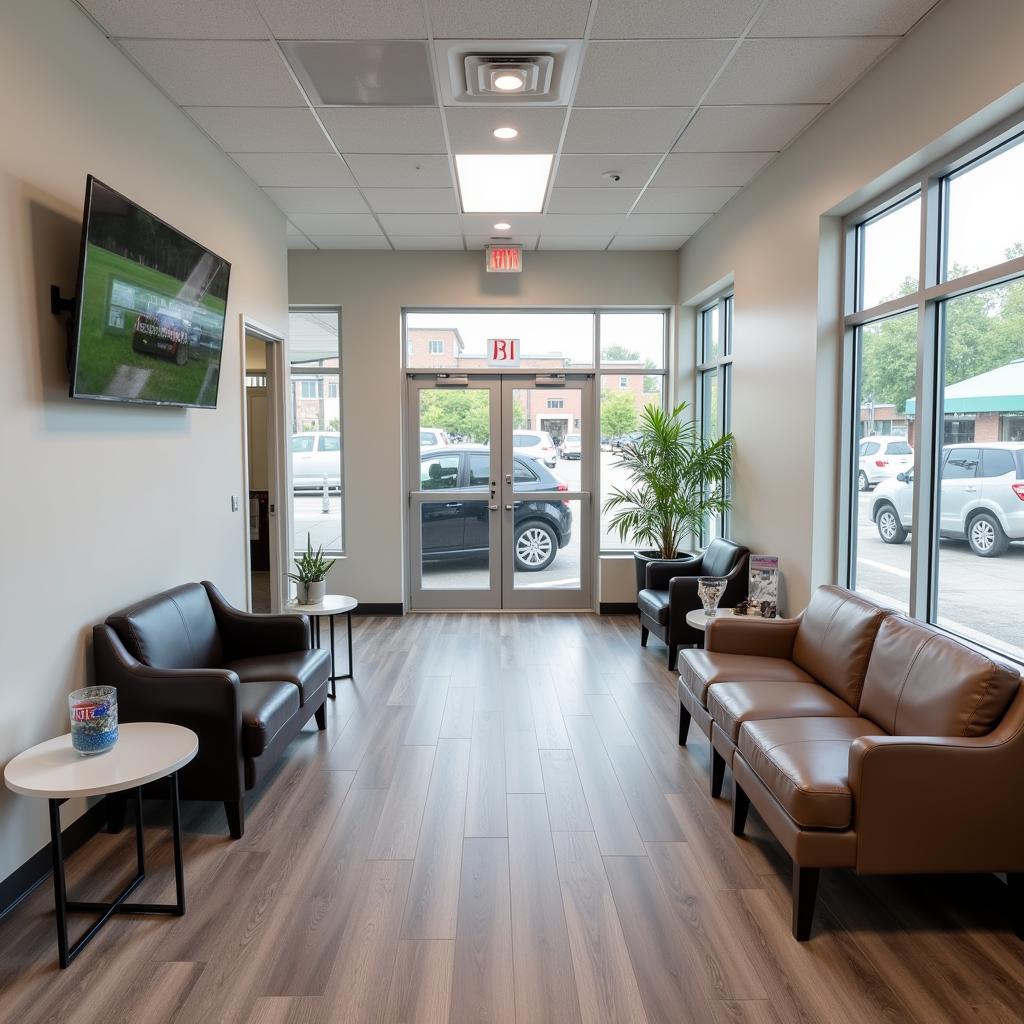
[
  {"xmin": 289, "ymin": 533, "xmax": 335, "ymax": 604},
  {"xmin": 602, "ymin": 402, "xmax": 734, "ymax": 595}
]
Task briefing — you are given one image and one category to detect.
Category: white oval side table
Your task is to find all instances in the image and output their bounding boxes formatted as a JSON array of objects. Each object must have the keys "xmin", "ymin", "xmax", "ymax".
[{"xmin": 4, "ymin": 722, "xmax": 197, "ymax": 968}]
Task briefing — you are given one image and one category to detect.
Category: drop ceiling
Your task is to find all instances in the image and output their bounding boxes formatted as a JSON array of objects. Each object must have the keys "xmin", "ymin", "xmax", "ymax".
[{"xmin": 75, "ymin": 0, "xmax": 941, "ymax": 253}]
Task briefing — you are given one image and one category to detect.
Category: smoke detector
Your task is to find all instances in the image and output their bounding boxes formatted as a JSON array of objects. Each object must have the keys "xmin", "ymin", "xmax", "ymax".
[{"xmin": 437, "ymin": 40, "xmax": 582, "ymax": 105}]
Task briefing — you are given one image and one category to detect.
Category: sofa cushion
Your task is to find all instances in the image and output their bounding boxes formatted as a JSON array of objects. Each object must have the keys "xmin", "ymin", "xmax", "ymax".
[
  {"xmin": 638, "ymin": 588, "xmax": 671, "ymax": 626},
  {"xmin": 223, "ymin": 649, "xmax": 330, "ymax": 706},
  {"xmin": 791, "ymin": 585, "xmax": 889, "ymax": 709},
  {"xmin": 859, "ymin": 614, "xmax": 1020, "ymax": 737},
  {"xmin": 708, "ymin": 680, "xmax": 857, "ymax": 744},
  {"xmin": 108, "ymin": 582, "xmax": 223, "ymax": 670},
  {"xmin": 738, "ymin": 717, "xmax": 887, "ymax": 830},
  {"xmin": 239, "ymin": 681, "xmax": 299, "ymax": 757},
  {"xmin": 678, "ymin": 649, "xmax": 815, "ymax": 706}
]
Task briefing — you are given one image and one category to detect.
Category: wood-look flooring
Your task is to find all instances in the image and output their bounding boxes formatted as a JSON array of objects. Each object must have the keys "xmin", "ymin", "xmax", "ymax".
[{"xmin": 1, "ymin": 613, "xmax": 1023, "ymax": 1023}]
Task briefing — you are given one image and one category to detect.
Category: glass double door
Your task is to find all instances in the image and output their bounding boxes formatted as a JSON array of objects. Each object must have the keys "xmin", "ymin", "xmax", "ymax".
[{"xmin": 408, "ymin": 374, "xmax": 593, "ymax": 610}]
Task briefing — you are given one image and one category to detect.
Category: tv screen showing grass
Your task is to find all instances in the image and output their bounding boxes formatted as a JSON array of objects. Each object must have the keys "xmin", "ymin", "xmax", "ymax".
[{"xmin": 70, "ymin": 178, "xmax": 231, "ymax": 408}]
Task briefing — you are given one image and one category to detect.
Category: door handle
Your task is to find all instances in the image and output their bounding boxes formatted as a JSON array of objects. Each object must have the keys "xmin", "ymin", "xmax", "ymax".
[
  {"xmin": 489, "ymin": 504, "xmax": 498, "ymax": 511},
  {"xmin": 505, "ymin": 504, "xmax": 513, "ymax": 511}
]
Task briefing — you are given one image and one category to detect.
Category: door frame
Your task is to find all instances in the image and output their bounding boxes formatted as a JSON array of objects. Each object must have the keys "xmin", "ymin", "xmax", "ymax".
[{"xmin": 239, "ymin": 315, "xmax": 289, "ymax": 612}]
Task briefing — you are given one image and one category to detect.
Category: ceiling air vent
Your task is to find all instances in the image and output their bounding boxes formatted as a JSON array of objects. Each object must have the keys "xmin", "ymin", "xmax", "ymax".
[
  {"xmin": 437, "ymin": 40, "xmax": 582, "ymax": 106},
  {"xmin": 464, "ymin": 55, "xmax": 554, "ymax": 98}
]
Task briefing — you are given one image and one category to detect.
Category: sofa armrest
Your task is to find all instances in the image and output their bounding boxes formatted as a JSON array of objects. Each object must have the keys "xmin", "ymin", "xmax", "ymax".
[
  {"xmin": 646, "ymin": 555, "xmax": 700, "ymax": 591},
  {"xmin": 704, "ymin": 615, "xmax": 800, "ymax": 658},
  {"xmin": 202, "ymin": 580, "xmax": 311, "ymax": 657},
  {"xmin": 849, "ymin": 725, "xmax": 1024, "ymax": 873}
]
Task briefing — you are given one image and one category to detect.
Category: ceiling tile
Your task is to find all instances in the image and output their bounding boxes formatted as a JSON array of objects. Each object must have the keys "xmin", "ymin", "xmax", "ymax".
[
  {"xmin": 254, "ymin": 0, "xmax": 427, "ymax": 38},
  {"xmin": 708, "ymin": 37, "xmax": 897, "ymax": 104},
  {"xmin": 378, "ymin": 214, "xmax": 463, "ymax": 235},
  {"xmin": 608, "ymin": 235, "xmax": 690, "ymax": 250},
  {"xmin": 231, "ymin": 153, "xmax": 355, "ymax": 187},
  {"xmin": 574, "ymin": 40, "xmax": 733, "ymax": 107},
  {"xmin": 633, "ymin": 186, "xmax": 739, "ymax": 213},
  {"xmin": 461, "ymin": 213, "xmax": 545, "ymax": 236},
  {"xmin": 593, "ymin": 0, "xmax": 760, "ymax": 39},
  {"xmin": 618, "ymin": 213, "xmax": 711, "ymax": 235},
  {"xmin": 319, "ymin": 108, "xmax": 446, "ymax": 154},
  {"xmin": 445, "ymin": 107, "xmax": 565, "ymax": 154},
  {"xmin": 465, "ymin": 234, "xmax": 538, "ymax": 250},
  {"xmin": 391, "ymin": 237, "xmax": 465, "ymax": 250},
  {"xmin": 563, "ymin": 108, "xmax": 690, "ymax": 154},
  {"xmin": 547, "ymin": 189, "xmax": 640, "ymax": 214},
  {"xmin": 187, "ymin": 107, "xmax": 332, "ymax": 152},
  {"xmin": 289, "ymin": 213, "xmax": 383, "ymax": 234},
  {"xmin": 674, "ymin": 104, "xmax": 825, "ymax": 152},
  {"xmin": 751, "ymin": 0, "xmax": 938, "ymax": 37},
  {"xmin": 80, "ymin": 0, "xmax": 269, "ymax": 38},
  {"xmin": 651, "ymin": 151, "xmax": 774, "ymax": 187},
  {"xmin": 308, "ymin": 235, "xmax": 391, "ymax": 249},
  {"xmin": 287, "ymin": 237, "xmax": 317, "ymax": 250},
  {"xmin": 346, "ymin": 154, "xmax": 452, "ymax": 188},
  {"xmin": 120, "ymin": 40, "xmax": 304, "ymax": 107},
  {"xmin": 542, "ymin": 215, "xmax": 626, "ymax": 237},
  {"xmin": 363, "ymin": 189, "xmax": 459, "ymax": 213},
  {"xmin": 553, "ymin": 154, "xmax": 660, "ymax": 189},
  {"xmin": 263, "ymin": 187, "xmax": 369, "ymax": 214},
  {"xmin": 538, "ymin": 236, "xmax": 612, "ymax": 250},
  {"xmin": 427, "ymin": 0, "xmax": 590, "ymax": 38}
]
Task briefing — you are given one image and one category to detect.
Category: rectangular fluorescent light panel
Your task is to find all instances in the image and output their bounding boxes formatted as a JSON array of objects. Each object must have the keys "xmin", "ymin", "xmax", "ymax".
[{"xmin": 455, "ymin": 154, "xmax": 553, "ymax": 213}]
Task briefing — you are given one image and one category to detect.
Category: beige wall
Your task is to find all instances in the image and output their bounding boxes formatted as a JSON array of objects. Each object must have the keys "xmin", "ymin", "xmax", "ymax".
[
  {"xmin": 0, "ymin": 0, "xmax": 287, "ymax": 880},
  {"xmin": 287, "ymin": 251, "xmax": 679, "ymax": 604},
  {"xmin": 678, "ymin": 0, "xmax": 1024, "ymax": 613}
]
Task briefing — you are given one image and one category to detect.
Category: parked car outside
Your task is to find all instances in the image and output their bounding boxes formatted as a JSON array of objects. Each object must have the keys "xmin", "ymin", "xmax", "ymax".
[
  {"xmin": 561, "ymin": 433, "xmax": 582, "ymax": 460},
  {"xmin": 419, "ymin": 426, "xmax": 452, "ymax": 448},
  {"xmin": 871, "ymin": 443, "xmax": 1024, "ymax": 557},
  {"xmin": 513, "ymin": 430, "xmax": 557, "ymax": 469},
  {"xmin": 292, "ymin": 431, "xmax": 342, "ymax": 492},
  {"xmin": 610, "ymin": 431, "xmax": 642, "ymax": 452},
  {"xmin": 858, "ymin": 434, "xmax": 913, "ymax": 491},
  {"xmin": 419, "ymin": 445, "xmax": 572, "ymax": 571}
]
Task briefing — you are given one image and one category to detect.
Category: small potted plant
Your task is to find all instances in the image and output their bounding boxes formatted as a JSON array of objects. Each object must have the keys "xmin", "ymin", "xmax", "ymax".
[
  {"xmin": 289, "ymin": 533, "xmax": 335, "ymax": 604},
  {"xmin": 603, "ymin": 402, "xmax": 734, "ymax": 595}
]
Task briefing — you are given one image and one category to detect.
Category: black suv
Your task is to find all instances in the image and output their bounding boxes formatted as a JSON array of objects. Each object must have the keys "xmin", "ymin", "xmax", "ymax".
[{"xmin": 420, "ymin": 446, "xmax": 572, "ymax": 571}]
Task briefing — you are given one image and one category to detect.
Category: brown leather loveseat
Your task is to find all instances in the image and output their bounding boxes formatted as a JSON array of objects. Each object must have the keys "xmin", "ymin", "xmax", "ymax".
[
  {"xmin": 93, "ymin": 581, "xmax": 330, "ymax": 838},
  {"xmin": 678, "ymin": 585, "xmax": 1024, "ymax": 939}
]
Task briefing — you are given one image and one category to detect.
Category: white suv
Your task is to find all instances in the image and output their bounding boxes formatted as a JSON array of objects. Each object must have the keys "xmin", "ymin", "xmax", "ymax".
[
  {"xmin": 858, "ymin": 435, "xmax": 913, "ymax": 491},
  {"xmin": 513, "ymin": 430, "xmax": 558, "ymax": 469},
  {"xmin": 871, "ymin": 443, "xmax": 1024, "ymax": 557},
  {"xmin": 292, "ymin": 432, "xmax": 342, "ymax": 492}
]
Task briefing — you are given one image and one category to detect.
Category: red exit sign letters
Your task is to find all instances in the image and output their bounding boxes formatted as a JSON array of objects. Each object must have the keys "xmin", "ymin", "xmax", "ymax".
[
  {"xmin": 485, "ymin": 244, "xmax": 522, "ymax": 273},
  {"xmin": 488, "ymin": 338, "xmax": 520, "ymax": 366}
]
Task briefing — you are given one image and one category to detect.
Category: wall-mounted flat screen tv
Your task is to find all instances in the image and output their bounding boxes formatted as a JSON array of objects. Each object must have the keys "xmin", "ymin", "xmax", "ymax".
[{"xmin": 68, "ymin": 176, "xmax": 231, "ymax": 409}]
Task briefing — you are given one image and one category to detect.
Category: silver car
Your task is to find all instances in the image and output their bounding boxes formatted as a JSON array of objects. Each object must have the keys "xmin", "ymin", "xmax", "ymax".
[
  {"xmin": 858, "ymin": 434, "xmax": 913, "ymax": 491},
  {"xmin": 871, "ymin": 443, "xmax": 1024, "ymax": 557},
  {"xmin": 292, "ymin": 431, "xmax": 342, "ymax": 492},
  {"xmin": 513, "ymin": 430, "xmax": 558, "ymax": 469}
]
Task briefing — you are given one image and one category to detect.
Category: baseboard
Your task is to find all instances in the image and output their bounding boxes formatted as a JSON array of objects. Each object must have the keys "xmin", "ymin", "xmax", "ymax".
[
  {"xmin": 0, "ymin": 797, "xmax": 110, "ymax": 923},
  {"xmin": 354, "ymin": 603, "xmax": 403, "ymax": 616},
  {"xmin": 600, "ymin": 602, "xmax": 639, "ymax": 614}
]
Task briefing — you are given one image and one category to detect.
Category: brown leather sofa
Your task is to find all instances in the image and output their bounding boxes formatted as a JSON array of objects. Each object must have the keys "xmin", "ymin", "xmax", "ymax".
[
  {"xmin": 93, "ymin": 581, "xmax": 330, "ymax": 838},
  {"xmin": 678, "ymin": 585, "xmax": 1024, "ymax": 939},
  {"xmin": 638, "ymin": 538, "xmax": 749, "ymax": 670}
]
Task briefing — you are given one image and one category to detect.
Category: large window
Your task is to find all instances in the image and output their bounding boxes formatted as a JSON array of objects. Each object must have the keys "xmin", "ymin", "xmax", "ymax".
[
  {"xmin": 843, "ymin": 124, "xmax": 1024, "ymax": 661},
  {"xmin": 290, "ymin": 308, "xmax": 343, "ymax": 556},
  {"xmin": 698, "ymin": 294, "xmax": 733, "ymax": 545}
]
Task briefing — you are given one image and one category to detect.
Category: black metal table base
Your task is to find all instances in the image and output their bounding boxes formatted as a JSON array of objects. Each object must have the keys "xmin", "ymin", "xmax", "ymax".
[
  {"xmin": 49, "ymin": 772, "xmax": 185, "ymax": 968},
  {"xmin": 312, "ymin": 610, "xmax": 354, "ymax": 699}
]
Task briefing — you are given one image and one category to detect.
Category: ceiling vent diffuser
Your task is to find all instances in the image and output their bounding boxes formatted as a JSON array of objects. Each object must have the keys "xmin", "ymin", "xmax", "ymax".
[
  {"xmin": 464, "ymin": 55, "xmax": 554, "ymax": 98},
  {"xmin": 437, "ymin": 40, "xmax": 582, "ymax": 105}
]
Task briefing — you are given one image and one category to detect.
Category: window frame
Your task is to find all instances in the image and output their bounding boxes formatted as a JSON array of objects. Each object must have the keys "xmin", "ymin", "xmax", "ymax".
[
  {"xmin": 839, "ymin": 113, "xmax": 1024, "ymax": 662},
  {"xmin": 697, "ymin": 292, "xmax": 734, "ymax": 546}
]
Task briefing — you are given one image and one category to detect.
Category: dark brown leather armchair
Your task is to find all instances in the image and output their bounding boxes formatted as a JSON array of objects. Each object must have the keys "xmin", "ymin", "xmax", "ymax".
[
  {"xmin": 93, "ymin": 581, "xmax": 330, "ymax": 838},
  {"xmin": 638, "ymin": 538, "xmax": 749, "ymax": 669}
]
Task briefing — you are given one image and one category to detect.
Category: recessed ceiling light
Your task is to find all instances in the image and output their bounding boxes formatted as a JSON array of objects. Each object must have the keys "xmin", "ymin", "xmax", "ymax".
[
  {"xmin": 493, "ymin": 73, "xmax": 525, "ymax": 92},
  {"xmin": 493, "ymin": 222, "xmax": 511, "ymax": 231},
  {"xmin": 456, "ymin": 154, "xmax": 553, "ymax": 213},
  {"xmin": 493, "ymin": 127, "xmax": 518, "ymax": 140}
]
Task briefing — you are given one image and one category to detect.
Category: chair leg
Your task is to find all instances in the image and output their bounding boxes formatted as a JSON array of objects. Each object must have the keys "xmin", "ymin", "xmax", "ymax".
[
  {"xmin": 667, "ymin": 644, "xmax": 679, "ymax": 671},
  {"xmin": 315, "ymin": 701, "xmax": 327, "ymax": 731},
  {"xmin": 225, "ymin": 799, "xmax": 245, "ymax": 839},
  {"xmin": 640, "ymin": 625, "xmax": 649, "ymax": 648},
  {"xmin": 732, "ymin": 781, "xmax": 750, "ymax": 836},
  {"xmin": 792, "ymin": 865, "xmax": 820, "ymax": 941},
  {"xmin": 106, "ymin": 792, "xmax": 127, "ymax": 834},
  {"xmin": 1008, "ymin": 873, "xmax": 1024, "ymax": 939},
  {"xmin": 710, "ymin": 748, "xmax": 726, "ymax": 799},
  {"xmin": 678, "ymin": 703, "xmax": 691, "ymax": 746}
]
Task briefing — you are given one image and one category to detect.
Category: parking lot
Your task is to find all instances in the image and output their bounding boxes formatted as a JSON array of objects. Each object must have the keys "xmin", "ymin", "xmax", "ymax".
[{"xmin": 855, "ymin": 492, "xmax": 1024, "ymax": 659}]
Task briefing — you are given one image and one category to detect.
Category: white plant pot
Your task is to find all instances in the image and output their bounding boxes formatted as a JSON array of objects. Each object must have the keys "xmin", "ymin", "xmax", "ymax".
[{"xmin": 305, "ymin": 580, "xmax": 327, "ymax": 604}]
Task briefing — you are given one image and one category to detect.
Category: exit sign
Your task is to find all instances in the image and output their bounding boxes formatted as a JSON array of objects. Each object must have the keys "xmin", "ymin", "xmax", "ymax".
[
  {"xmin": 488, "ymin": 338, "xmax": 519, "ymax": 366},
  {"xmin": 485, "ymin": 244, "xmax": 522, "ymax": 273}
]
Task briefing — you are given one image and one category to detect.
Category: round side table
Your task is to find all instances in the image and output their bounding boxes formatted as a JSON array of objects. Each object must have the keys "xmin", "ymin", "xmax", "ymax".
[
  {"xmin": 4, "ymin": 722, "xmax": 197, "ymax": 968},
  {"xmin": 685, "ymin": 607, "xmax": 737, "ymax": 633},
  {"xmin": 287, "ymin": 594, "xmax": 358, "ymax": 697}
]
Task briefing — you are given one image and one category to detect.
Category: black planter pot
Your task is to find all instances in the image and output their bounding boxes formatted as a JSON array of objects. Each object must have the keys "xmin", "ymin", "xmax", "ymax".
[{"xmin": 633, "ymin": 549, "xmax": 697, "ymax": 596}]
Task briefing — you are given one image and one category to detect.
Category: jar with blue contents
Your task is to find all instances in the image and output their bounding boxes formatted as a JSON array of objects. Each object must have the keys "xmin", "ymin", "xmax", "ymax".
[{"xmin": 68, "ymin": 686, "xmax": 118, "ymax": 755}]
